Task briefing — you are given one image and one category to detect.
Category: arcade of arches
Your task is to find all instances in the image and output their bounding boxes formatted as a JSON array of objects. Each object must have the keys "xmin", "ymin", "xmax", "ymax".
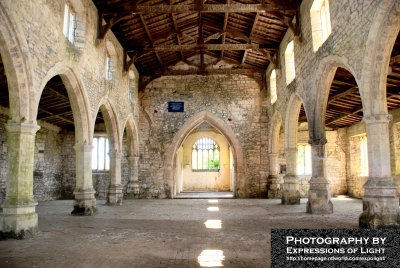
[{"xmin": 1, "ymin": 0, "xmax": 400, "ymax": 241}]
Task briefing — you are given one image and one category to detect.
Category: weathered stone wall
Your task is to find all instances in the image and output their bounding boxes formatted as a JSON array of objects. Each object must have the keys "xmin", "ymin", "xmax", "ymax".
[{"xmin": 139, "ymin": 74, "xmax": 267, "ymax": 198}]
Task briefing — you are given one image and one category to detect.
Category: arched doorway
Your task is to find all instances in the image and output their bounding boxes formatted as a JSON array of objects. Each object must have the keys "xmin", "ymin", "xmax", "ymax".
[{"xmin": 164, "ymin": 111, "xmax": 245, "ymax": 198}]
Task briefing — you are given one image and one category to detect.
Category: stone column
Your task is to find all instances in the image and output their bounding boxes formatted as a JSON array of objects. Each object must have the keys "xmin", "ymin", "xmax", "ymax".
[
  {"xmin": 126, "ymin": 156, "xmax": 139, "ymax": 198},
  {"xmin": 306, "ymin": 138, "xmax": 333, "ymax": 214},
  {"xmin": 359, "ymin": 114, "xmax": 400, "ymax": 228},
  {"xmin": 107, "ymin": 151, "xmax": 123, "ymax": 205},
  {"xmin": 71, "ymin": 143, "xmax": 97, "ymax": 215},
  {"xmin": 267, "ymin": 153, "xmax": 281, "ymax": 198},
  {"xmin": 282, "ymin": 148, "xmax": 300, "ymax": 204},
  {"xmin": 0, "ymin": 122, "xmax": 40, "ymax": 238}
]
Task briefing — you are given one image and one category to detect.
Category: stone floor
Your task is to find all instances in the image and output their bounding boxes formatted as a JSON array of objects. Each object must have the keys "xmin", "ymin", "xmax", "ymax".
[{"xmin": 0, "ymin": 197, "xmax": 361, "ymax": 268}]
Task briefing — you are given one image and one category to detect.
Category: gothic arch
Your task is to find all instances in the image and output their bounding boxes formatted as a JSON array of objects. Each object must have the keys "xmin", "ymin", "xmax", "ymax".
[
  {"xmin": 96, "ymin": 98, "xmax": 121, "ymax": 152},
  {"xmin": 361, "ymin": 0, "xmax": 400, "ymax": 116},
  {"xmin": 0, "ymin": 3, "xmax": 34, "ymax": 122},
  {"xmin": 269, "ymin": 111, "xmax": 282, "ymax": 154},
  {"xmin": 285, "ymin": 93, "xmax": 304, "ymax": 150},
  {"xmin": 312, "ymin": 56, "xmax": 360, "ymax": 140},
  {"xmin": 164, "ymin": 111, "xmax": 246, "ymax": 198},
  {"xmin": 122, "ymin": 113, "xmax": 139, "ymax": 157},
  {"xmin": 37, "ymin": 64, "xmax": 92, "ymax": 144}
]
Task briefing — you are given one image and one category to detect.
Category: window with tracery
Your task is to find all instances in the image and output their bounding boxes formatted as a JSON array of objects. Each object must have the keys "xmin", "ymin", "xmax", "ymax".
[
  {"xmin": 63, "ymin": 2, "xmax": 76, "ymax": 43},
  {"xmin": 92, "ymin": 137, "xmax": 110, "ymax": 171},
  {"xmin": 192, "ymin": 137, "xmax": 220, "ymax": 170}
]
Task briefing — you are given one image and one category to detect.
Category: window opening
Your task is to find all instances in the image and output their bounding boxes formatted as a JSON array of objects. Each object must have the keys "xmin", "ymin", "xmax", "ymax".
[
  {"xmin": 63, "ymin": 3, "xmax": 76, "ymax": 43},
  {"xmin": 270, "ymin": 69, "xmax": 277, "ymax": 104},
  {"xmin": 310, "ymin": 0, "xmax": 332, "ymax": 51},
  {"xmin": 92, "ymin": 137, "xmax": 110, "ymax": 171},
  {"xmin": 360, "ymin": 135, "xmax": 368, "ymax": 176},
  {"xmin": 285, "ymin": 41, "xmax": 295, "ymax": 84},
  {"xmin": 192, "ymin": 137, "xmax": 220, "ymax": 170},
  {"xmin": 297, "ymin": 144, "xmax": 311, "ymax": 175},
  {"xmin": 106, "ymin": 55, "xmax": 112, "ymax": 81}
]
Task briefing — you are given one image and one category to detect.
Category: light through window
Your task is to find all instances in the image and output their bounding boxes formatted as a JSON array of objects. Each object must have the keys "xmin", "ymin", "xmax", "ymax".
[
  {"xmin": 192, "ymin": 137, "xmax": 220, "ymax": 170},
  {"xmin": 285, "ymin": 41, "xmax": 295, "ymax": 84},
  {"xmin": 106, "ymin": 55, "xmax": 112, "ymax": 81},
  {"xmin": 92, "ymin": 137, "xmax": 110, "ymax": 171},
  {"xmin": 63, "ymin": 3, "xmax": 76, "ymax": 43},
  {"xmin": 297, "ymin": 144, "xmax": 312, "ymax": 175},
  {"xmin": 360, "ymin": 135, "xmax": 368, "ymax": 176},
  {"xmin": 270, "ymin": 69, "xmax": 277, "ymax": 104}
]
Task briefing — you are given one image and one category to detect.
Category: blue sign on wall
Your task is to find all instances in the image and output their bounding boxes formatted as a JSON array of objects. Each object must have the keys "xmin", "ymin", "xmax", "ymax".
[{"xmin": 168, "ymin": 102, "xmax": 184, "ymax": 112}]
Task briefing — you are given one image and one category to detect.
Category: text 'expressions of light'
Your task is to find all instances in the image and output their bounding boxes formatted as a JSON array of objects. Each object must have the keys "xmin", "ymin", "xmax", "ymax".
[
  {"xmin": 204, "ymin": 220, "xmax": 222, "ymax": 229},
  {"xmin": 208, "ymin": 207, "xmax": 219, "ymax": 211},
  {"xmin": 198, "ymin": 250, "xmax": 225, "ymax": 267}
]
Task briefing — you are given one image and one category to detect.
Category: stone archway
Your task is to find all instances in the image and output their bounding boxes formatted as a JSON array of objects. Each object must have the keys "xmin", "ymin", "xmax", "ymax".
[
  {"xmin": 95, "ymin": 99, "xmax": 123, "ymax": 205},
  {"xmin": 164, "ymin": 111, "xmax": 246, "ymax": 198}
]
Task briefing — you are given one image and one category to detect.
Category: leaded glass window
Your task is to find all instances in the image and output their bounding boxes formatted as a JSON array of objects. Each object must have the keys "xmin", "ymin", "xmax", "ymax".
[{"xmin": 192, "ymin": 137, "xmax": 220, "ymax": 170}]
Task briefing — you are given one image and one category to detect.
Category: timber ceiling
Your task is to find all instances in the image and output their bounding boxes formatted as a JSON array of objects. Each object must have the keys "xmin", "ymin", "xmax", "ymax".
[{"xmin": 93, "ymin": 0, "xmax": 302, "ymax": 77}]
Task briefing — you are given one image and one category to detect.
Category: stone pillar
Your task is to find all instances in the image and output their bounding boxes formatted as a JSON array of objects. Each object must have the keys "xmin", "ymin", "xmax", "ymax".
[
  {"xmin": 306, "ymin": 138, "xmax": 333, "ymax": 214},
  {"xmin": 0, "ymin": 122, "xmax": 40, "ymax": 238},
  {"xmin": 71, "ymin": 143, "xmax": 97, "ymax": 215},
  {"xmin": 359, "ymin": 114, "xmax": 400, "ymax": 228},
  {"xmin": 107, "ymin": 151, "xmax": 123, "ymax": 205},
  {"xmin": 267, "ymin": 153, "xmax": 281, "ymax": 198},
  {"xmin": 126, "ymin": 156, "xmax": 139, "ymax": 198},
  {"xmin": 282, "ymin": 148, "xmax": 300, "ymax": 204}
]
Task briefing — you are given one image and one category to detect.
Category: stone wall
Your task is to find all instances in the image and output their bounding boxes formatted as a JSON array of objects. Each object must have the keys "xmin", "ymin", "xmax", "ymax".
[{"xmin": 139, "ymin": 74, "xmax": 267, "ymax": 198}]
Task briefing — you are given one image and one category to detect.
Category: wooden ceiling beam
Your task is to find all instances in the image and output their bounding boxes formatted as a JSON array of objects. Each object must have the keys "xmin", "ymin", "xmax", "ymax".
[
  {"xmin": 98, "ymin": 3, "xmax": 300, "ymax": 15},
  {"xmin": 38, "ymin": 107, "xmax": 74, "ymax": 125},
  {"xmin": 325, "ymin": 104, "xmax": 363, "ymax": 126},
  {"xmin": 327, "ymin": 86, "xmax": 358, "ymax": 103},
  {"xmin": 220, "ymin": 0, "xmax": 231, "ymax": 60},
  {"xmin": 130, "ymin": 43, "xmax": 279, "ymax": 52},
  {"xmin": 142, "ymin": 68, "xmax": 265, "ymax": 76},
  {"xmin": 242, "ymin": 12, "xmax": 260, "ymax": 65},
  {"xmin": 139, "ymin": 14, "xmax": 164, "ymax": 69}
]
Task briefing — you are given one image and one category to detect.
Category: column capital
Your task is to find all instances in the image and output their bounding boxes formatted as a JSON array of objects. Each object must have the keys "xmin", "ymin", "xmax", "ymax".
[
  {"xmin": 5, "ymin": 122, "xmax": 40, "ymax": 135},
  {"xmin": 362, "ymin": 114, "xmax": 392, "ymax": 124},
  {"xmin": 108, "ymin": 150, "xmax": 123, "ymax": 159},
  {"xmin": 74, "ymin": 143, "xmax": 94, "ymax": 152},
  {"xmin": 285, "ymin": 148, "xmax": 297, "ymax": 153},
  {"xmin": 308, "ymin": 138, "xmax": 327, "ymax": 146},
  {"xmin": 128, "ymin": 156, "xmax": 140, "ymax": 162}
]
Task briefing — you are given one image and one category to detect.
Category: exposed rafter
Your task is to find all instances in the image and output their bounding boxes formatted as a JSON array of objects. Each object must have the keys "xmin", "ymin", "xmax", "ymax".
[{"xmin": 129, "ymin": 43, "xmax": 279, "ymax": 52}]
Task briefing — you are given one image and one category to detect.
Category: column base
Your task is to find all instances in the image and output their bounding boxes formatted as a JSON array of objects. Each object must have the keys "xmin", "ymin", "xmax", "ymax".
[
  {"xmin": 359, "ymin": 178, "xmax": 400, "ymax": 229},
  {"xmin": 106, "ymin": 184, "xmax": 123, "ymax": 205},
  {"xmin": 267, "ymin": 175, "xmax": 281, "ymax": 199},
  {"xmin": 0, "ymin": 196, "xmax": 39, "ymax": 240},
  {"xmin": 307, "ymin": 177, "xmax": 333, "ymax": 214},
  {"xmin": 71, "ymin": 188, "xmax": 98, "ymax": 216},
  {"xmin": 281, "ymin": 190, "xmax": 301, "ymax": 205}
]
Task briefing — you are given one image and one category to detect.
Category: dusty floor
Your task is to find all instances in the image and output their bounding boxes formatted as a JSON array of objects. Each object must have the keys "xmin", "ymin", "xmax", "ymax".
[{"xmin": 0, "ymin": 197, "xmax": 361, "ymax": 268}]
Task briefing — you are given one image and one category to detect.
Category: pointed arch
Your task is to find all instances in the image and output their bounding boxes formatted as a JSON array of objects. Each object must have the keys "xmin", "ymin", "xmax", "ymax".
[
  {"xmin": 164, "ymin": 111, "xmax": 246, "ymax": 197},
  {"xmin": 0, "ymin": 3, "xmax": 34, "ymax": 122},
  {"xmin": 95, "ymin": 99, "xmax": 121, "ymax": 152},
  {"xmin": 285, "ymin": 93, "xmax": 304, "ymax": 149},
  {"xmin": 312, "ymin": 56, "xmax": 359, "ymax": 140},
  {"xmin": 122, "ymin": 113, "xmax": 139, "ymax": 157},
  {"xmin": 361, "ymin": 0, "xmax": 400, "ymax": 116},
  {"xmin": 269, "ymin": 111, "xmax": 282, "ymax": 154},
  {"xmin": 36, "ymin": 64, "xmax": 92, "ymax": 143}
]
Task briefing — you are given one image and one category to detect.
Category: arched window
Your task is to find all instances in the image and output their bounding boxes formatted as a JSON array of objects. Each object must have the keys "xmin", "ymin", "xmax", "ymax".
[
  {"xmin": 297, "ymin": 144, "xmax": 312, "ymax": 175},
  {"xmin": 63, "ymin": 2, "xmax": 76, "ymax": 43},
  {"xmin": 270, "ymin": 69, "xmax": 277, "ymax": 104},
  {"xmin": 285, "ymin": 41, "xmax": 295, "ymax": 85},
  {"xmin": 192, "ymin": 137, "xmax": 220, "ymax": 170},
  {"xmin": 310, "ymin": 0, "xmax": 332, "ymax": 51}
]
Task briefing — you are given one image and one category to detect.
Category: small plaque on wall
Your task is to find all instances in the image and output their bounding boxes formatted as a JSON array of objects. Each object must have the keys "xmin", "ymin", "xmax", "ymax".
[{"xmin": 168, "ymin": 102, "xmax": 184, "ymax": 112}]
